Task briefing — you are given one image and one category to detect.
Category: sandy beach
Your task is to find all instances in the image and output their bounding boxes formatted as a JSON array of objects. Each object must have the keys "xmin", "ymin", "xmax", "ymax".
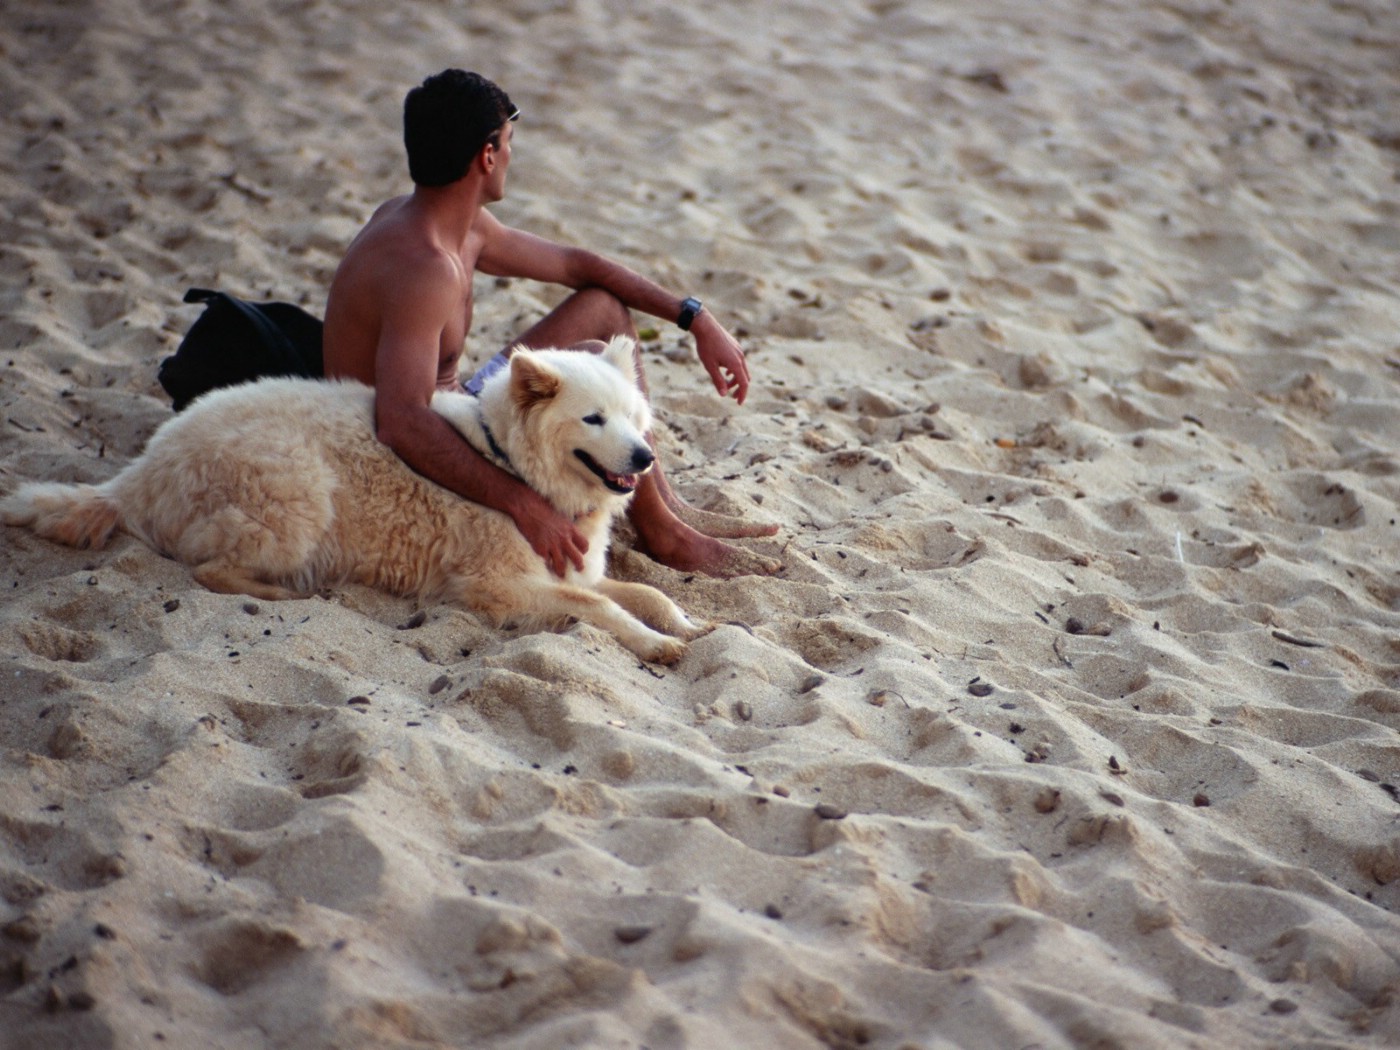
[{"xmin": 4, "ymin": 0, "xmax": 1400, "ymax": 1046}]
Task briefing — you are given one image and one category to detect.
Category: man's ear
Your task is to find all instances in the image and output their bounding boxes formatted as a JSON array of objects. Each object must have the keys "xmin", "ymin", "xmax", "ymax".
[{"xmin": 508, "ymin": 349, "xmax": 562, "ymax": 411}]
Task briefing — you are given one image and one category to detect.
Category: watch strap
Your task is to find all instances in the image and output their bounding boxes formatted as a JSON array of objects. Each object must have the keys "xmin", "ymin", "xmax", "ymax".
[{"xmin": 677, "ymin": 296, "xmax": 703, "ymax": 331}]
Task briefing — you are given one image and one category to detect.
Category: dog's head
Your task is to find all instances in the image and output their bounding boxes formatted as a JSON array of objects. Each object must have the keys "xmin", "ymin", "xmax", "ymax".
[{"xmin": 507, "ymin": 337, "xmax": 654, "ymax": 505}]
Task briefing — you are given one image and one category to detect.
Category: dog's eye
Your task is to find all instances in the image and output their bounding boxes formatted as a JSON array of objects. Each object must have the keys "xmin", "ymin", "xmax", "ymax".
[{"xmin": 583, "ymin": 413, "xmax": 605, "ymax": 426}]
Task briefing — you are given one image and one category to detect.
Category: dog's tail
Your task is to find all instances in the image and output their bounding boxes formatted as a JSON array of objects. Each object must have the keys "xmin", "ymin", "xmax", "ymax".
[{"xmin": 1, "ymin": 481, "xmax": 122, "ymax": 550}]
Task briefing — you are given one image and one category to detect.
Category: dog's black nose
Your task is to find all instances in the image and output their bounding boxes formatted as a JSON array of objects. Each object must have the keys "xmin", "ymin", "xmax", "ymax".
[{"xmin": 631, "ymin": 447, "xmax": 655, "ymax": 473}]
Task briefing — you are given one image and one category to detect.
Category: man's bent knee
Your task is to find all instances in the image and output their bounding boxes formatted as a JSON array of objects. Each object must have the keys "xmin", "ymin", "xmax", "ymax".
[
  {"xmin": 512, "ymin": 287, "xmax": 635, "ymax": 353},
  {"xmin": 568, "ymin": 338, "xmax": 609, "ymax": 354},
  {"xmin": 570, "ymin": 287, "xmax": 632, "ymax": 334}
]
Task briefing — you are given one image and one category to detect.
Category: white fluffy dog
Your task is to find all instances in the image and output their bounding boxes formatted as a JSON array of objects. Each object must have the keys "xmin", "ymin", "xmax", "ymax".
[{"xmin": 3, "ymin": 336, "xmax": 706, "ymax": 664}]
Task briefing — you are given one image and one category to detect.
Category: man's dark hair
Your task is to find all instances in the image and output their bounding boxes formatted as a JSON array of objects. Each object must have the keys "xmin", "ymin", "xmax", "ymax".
[{"xmin": 404, "ymin": 69, "xmax": 517, "ymax": 187}]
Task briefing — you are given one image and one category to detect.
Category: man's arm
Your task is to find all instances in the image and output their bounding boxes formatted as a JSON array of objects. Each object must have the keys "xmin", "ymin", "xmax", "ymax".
[
  {"xmin": 372, "ymin": 256, "xmax": 588, "ymax": 576},
  {"xmin": 477, "ymin": 214, "xmax": 752, "ymax": 403}
]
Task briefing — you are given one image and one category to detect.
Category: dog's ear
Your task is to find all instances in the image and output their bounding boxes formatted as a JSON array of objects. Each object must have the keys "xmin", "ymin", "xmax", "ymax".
[
  {"xmin": 508, "ymin": 349, "xmax": 562, "ymax": 411},
  {"xmin": 601, "ymin": 336, "xmax": 640, "ymax": 387}
]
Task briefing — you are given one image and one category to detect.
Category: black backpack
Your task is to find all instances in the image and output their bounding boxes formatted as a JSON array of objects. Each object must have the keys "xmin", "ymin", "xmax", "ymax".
[{"xmin": 158, "ymin": 288, "xmax": 324, "ymax": 411}]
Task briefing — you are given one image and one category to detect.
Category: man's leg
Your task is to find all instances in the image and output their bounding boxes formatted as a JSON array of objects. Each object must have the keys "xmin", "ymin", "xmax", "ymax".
[{"xmin": 505, "ymin": 289, "xmax": 780, "ymax": 577}]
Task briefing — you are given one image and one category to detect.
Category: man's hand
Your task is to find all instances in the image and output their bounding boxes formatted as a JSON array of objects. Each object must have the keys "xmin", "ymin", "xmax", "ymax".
[
  {"xmin": 511, "ymin": 488, "xmax": 589, "ymax": 577},
  {"xmin": 693, "ymin": 315, "xmax": 751, "ymax": 405}
]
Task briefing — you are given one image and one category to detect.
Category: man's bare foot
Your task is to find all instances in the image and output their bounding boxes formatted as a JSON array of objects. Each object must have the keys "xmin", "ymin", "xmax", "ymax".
[
  {"xmin": 654, "ymin": 477, "xmax": 781, "ymax": 540},
  {"xmin": 634, "ymin": 518, "xmax": 782, "ymax": 578},
  {"xmin": 664, "ymin": 498, "xmax": 782, "ymax": 540}
]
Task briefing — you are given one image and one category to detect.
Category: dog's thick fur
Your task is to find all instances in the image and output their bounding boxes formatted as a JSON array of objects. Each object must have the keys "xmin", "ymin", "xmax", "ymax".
[{"xmin": 2, "ymin": 337, "xmax": 706, "ymax": 663}]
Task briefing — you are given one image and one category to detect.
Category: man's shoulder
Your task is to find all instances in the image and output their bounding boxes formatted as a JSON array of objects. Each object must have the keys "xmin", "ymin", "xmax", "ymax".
[{"xmin": 346, "ymin": 215, "xmax": 459, "ymax": 282}]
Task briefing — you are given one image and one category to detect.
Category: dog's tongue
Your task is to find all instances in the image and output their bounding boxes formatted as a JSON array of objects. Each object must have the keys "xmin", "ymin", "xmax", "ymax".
[{"xmin": 607, "ymin": 470, "xmax": 639, "ymax": 491}]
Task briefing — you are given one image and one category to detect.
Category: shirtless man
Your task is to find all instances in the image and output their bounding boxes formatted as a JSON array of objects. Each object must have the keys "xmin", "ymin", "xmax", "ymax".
[{"xmin": 322, "ymin": 69, "xmax": 778, "ymax": 579}]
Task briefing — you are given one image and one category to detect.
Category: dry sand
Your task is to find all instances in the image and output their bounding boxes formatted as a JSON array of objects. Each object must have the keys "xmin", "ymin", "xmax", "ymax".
[{"xmin": 4, "ymin": 0, "xmax": 1400, "ymax": 1047}]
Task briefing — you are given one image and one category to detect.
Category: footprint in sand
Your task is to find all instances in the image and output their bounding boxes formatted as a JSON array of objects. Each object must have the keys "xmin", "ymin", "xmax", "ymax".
[
  {"xmin": 0, "ymin": 816, "xmax": 126, "ymax": 892},
  {"xmin": 16, "ymin": 622, "xmax": 105, "ymax": 664},
  {"xmin": 195, "ymin": 917, "xmax": 306, "ymax": 996}
]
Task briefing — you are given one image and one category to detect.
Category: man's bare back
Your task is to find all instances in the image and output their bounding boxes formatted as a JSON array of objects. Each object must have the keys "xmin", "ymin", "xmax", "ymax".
[{"xmin": 324, "ymin": 195, "xmax": 479, "ymax": 392}]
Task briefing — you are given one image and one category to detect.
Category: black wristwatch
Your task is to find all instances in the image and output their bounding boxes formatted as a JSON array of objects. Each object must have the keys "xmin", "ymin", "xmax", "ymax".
[{"xmin": 677, "ymin": 296, "xmax": 703, "ymax": 331}]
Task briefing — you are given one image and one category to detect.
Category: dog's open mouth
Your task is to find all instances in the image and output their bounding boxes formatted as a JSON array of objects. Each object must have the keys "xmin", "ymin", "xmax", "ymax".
[{"xmin": 575, "ymin": 449, "xmax": 644, "ymax": 494}]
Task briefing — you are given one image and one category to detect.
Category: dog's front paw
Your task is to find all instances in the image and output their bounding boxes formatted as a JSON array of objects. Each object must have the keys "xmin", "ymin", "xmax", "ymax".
[
  {"xmin": 642, "ymin": 637, "xmax": 688, "ymax": 666},
  {"xmin": 678, "ymin": 618, "xmax": 717, "ymax": 642}
]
